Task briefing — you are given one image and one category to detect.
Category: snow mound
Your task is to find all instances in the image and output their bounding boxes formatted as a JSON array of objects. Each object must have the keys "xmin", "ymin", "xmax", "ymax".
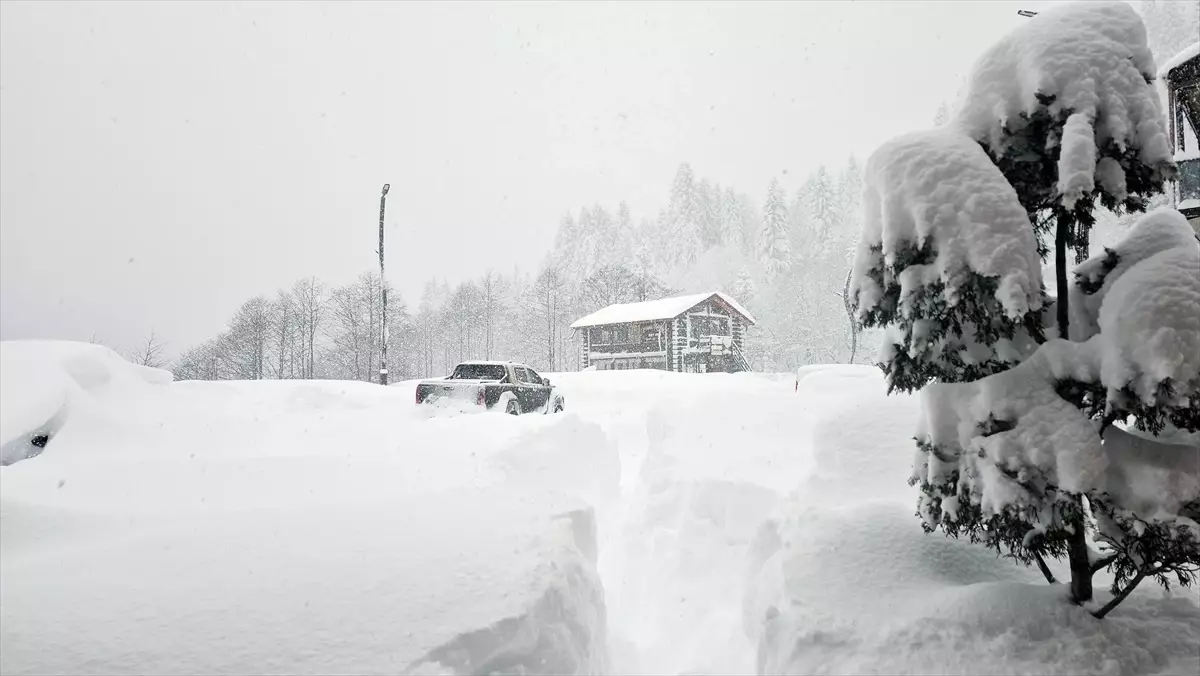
[
  {"xmin": 851, "ymin": 126, "xmax": 1042, "ymax": 322},
  {"xmin": 0, "ymin": 340, "xmax": 171, "ymax": 465},
  {"xmin": 2, "ymin": 489, "xmax": 608, "ymax": 676},
  {"xmin": 492, "ymin": 413, "xmax": 621, "ymax": 511},
  {"xmin": 1, "ymin": 341, "xmax": 612, "ymax": 675},
  {"xmin": 746, "ymin": 501, "xmax": 1200, "ymax": 676},
  {"xmin": 402, "ymin": 504, "xmax": 608, "ymax": 676},
  {"xmin": 746, "ymin": 362, "xmax": 1200, "ymax": 675},
  {"xmin": 954, "ymin": 1, "xmax": 1171, "ymax": 209},
  {"xmin": 797, "ymin": 366, "xmax": 920, "ymax": 504}
]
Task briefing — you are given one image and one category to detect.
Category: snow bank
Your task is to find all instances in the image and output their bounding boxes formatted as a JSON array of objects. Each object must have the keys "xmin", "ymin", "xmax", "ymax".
[
  {"xmin": 545, "ymin": 369, "xmax": 809, "ymax": 674},
  {"xmin": 954, "ymin": 1, "xmax": 1171, "ymax": 209},
  {"xmin": 0, "ymin": 341, "xmax": 171, "ymax": 466},
  {"xmin": 491, "ymin": 413, "xmax": 621, "ymax": 511},
  {"xmin": 745, "ymin": 367, "xmax": 1200, "ymax": 675},
  {"xmin": 1, "ymin": 341, "xmax": 612, "ymax": 675},
  {"xmin": 2, "ymin": 488, "xmax": 607, "ymax": 676},
  {"xmin": 751, "ymin": 506, "xmax": 1200, "ymax": 675}
]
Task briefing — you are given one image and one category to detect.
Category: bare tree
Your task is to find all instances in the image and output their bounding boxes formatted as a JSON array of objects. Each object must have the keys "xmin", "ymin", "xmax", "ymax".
[
  {"xmin": 130, "ymin": 331, "xmax": 167, "ymax": 368},
  {"xmin": 269, "ymin": 290, "xmax": 296, "ymax": 379},
  {"xmin": 480, "ymin": 269, "xmax": 508, "ymax": 360},
  {"xmin": 529, "ymin": 264, "xmax": 569, "ymax": 371},
  {"xmin": 226, "ymin": 296, "xmax": 272, "ymax": 379},
  {"xmin": 291, "ymin": 277, "xmax": 326, "ymax": 379}
]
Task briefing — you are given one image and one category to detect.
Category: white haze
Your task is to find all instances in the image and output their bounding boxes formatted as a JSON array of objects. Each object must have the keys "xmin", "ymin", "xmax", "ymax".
[{"xmin": 3, "ymin": 0, "xmax": 1064, "ymax": 353}]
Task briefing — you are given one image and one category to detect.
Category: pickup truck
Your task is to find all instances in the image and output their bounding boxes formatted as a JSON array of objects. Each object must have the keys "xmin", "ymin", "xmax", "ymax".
[{"xmin": 414, "ymin": 361, "xmax": 565, "ymax": 415}]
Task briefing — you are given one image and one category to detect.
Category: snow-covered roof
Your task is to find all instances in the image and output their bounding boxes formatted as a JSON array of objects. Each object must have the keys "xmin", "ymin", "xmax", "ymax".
[
  {"xmin": 458, "ymin": 360, "xmax": 520, "ymax": 366},
  {"xmin": 570, "ymin": 292, "xmax": 756, "ymax": 329},
  {"xmin": 1158, "ymin": 41, "xmax": 1199, "ymax": 80}
]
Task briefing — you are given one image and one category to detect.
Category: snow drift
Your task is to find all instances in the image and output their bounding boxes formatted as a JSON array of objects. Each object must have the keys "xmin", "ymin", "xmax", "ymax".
[
  {"xmin": 0, "ymin": 341, "xmax": 612, "ymax": 675},
  {"xmin": 0, "ymin": 341, "xmax": 172, "ymax": 466},
  {"xmin": 744, "ymin": 367, "xmax": 1200, "ymax": 676}
]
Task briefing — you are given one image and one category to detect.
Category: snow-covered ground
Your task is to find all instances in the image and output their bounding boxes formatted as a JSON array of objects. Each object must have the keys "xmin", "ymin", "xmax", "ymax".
[{"xmin": 2, "ymin": 341, "xmax": 1197, "ymax": 675}]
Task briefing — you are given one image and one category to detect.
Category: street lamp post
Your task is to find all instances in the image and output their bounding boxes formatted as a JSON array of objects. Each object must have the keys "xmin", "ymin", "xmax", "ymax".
[{"xmin": 379, "ymin": 183, "xmax": 390, "ymax": 386}]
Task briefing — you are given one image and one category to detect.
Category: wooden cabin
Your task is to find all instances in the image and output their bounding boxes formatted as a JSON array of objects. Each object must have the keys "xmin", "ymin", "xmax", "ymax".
[{"xmin": 570, "ymin": 291, "xmax": 756, "ymax": 373}]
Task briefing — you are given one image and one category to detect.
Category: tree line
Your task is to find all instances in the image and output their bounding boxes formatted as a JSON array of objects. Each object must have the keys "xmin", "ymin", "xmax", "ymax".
[
  {"xmin": 169, "ymin": 0, "xmax": 1197, "ymax": 383},
  {"xmin": 169, "ymin": 158, "xmax": 876, "ymax": 382}
]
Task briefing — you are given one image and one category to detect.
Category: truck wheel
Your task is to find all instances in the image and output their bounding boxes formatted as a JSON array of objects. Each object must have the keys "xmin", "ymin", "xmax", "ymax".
[{"xmin": 506, "ymin": 400, "xmax": 520, "ymax": 416}]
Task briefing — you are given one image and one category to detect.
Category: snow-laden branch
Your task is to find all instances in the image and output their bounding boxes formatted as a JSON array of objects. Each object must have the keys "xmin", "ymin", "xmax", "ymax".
[{"xmin": 954, "ymin": 1, "xmax": 1172, "ymax": 210}]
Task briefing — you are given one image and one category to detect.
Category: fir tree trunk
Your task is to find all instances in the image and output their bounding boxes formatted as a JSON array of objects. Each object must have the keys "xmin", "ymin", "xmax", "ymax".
[
  {"xmin": 1068, "ymin": 522, "xmax": 1093, "ymax": 603},
  {"xmin": 1057, "ymin": 212, "xmax": 1094, "ymax": 604},
  {"xmin": 1055, "ymin": 213, "xmax": 1069, "ymax": 341}
]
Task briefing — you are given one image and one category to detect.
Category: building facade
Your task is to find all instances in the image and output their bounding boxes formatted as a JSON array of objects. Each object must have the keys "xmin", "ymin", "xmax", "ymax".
[{"xmin": 570, "ymin": 292, "xmax": 755, "ymax": 373}]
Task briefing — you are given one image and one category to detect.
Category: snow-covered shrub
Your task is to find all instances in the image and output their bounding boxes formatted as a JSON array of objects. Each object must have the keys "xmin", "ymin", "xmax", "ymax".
[
  {"xmin": 955, "ymin": 1, "xmax": 1174, "ymax": 262},
  {"xmin": 852, "ymin": 1, "xmax": 1199, "ymax": 615},
  {"xmin": 850, "ymin": 127, "xmax": 1046, "ymax": 393}
]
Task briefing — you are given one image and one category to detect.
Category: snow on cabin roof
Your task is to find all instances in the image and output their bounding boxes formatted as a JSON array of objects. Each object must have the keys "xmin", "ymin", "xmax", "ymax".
[
  {"xmin": 1158, "ymin": 41, "xmax": 1199, "ymax": 80},
  {"xmin": 570, "ymin": 291, "xmax": 756, "ymax": 329}
]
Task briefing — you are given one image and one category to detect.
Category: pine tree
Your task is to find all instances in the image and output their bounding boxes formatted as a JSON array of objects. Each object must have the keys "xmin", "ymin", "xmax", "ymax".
[
  {"xmin": 759, "ymin": 178, "xmax": 791, "ymax": 277},
  {"xmin": 853, "ymin": 3, "xmax": 1191, "ymax": 614},
  {"xmin": 616, "ymin": 201, "xmax": 635, "ymax": 264},
  {"xmin": 663, "ymin": 163, "xmax": 703, "ymax": 265},
  {"xmin": 720, "ymin": 187, "xmax": 746, "ymax": 253}
]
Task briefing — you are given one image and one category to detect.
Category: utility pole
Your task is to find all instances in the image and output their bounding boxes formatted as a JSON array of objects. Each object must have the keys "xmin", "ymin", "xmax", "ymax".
[{"xmin": 378, "ymin": 183, "xmax": 390, "ymax": 386}]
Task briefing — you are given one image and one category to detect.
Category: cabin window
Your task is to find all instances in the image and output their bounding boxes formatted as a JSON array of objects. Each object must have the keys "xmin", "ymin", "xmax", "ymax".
[
  {"xmin": 689, "ymin": 315, "xmax": 729, "ymax": 338},
  {"xmin": 630, "ymin": 323, "xmax": 643, "ymax": 343}
]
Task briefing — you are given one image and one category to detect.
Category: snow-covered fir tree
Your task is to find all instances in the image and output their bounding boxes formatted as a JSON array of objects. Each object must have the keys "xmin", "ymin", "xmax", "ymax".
[
  {"xmin": 759, "ymin": 178, "xmax": 791, "ymax": 277},
  {"xmin": 852, "ymin": 1, "xmax": 1196, "ymax": 614}
]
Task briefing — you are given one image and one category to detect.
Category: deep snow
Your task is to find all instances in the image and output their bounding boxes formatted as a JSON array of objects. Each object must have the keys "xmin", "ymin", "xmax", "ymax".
[
  {"xmin": 2, "ymin": 342, "xmax": 1198, "ymax": 675},
  {"xmin": 0, "ymin": 342, "xmax": 613, "ymax": 675}
]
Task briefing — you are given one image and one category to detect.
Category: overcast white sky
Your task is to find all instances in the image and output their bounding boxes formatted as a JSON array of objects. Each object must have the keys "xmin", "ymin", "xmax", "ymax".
[{"xmin": 1, "ymin": 0, "xmax": 1062, "ymax": 354}]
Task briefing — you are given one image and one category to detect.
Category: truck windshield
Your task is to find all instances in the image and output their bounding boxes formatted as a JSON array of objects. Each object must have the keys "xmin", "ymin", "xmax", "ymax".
[{"xmin": 448, "ymin": 364, "xmax": 507, "ymax": 380}]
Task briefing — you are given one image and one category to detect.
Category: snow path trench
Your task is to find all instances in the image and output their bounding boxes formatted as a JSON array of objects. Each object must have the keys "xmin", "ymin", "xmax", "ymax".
[
  {"xmin": 0, "ymin": 348, "xmax": 871, "ymax": 676},
  {"xmin": 556, "ymin": 370, "xmax": 824, "ymax": 675}
]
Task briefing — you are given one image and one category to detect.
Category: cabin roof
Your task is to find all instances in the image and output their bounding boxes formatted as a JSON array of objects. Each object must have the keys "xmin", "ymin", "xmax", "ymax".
[
  {"xmin": 570, "ymin": 291, "xmax": 756, "ymax": 329},
  {"xmin": 1159, "ymin": 41, "xmax": 1199, "ymax": 81}
]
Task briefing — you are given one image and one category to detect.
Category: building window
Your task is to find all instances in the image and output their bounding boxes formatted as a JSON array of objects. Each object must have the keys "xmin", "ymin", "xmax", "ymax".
[{"xmin": 689, "ymin": 315, "xmax": 729, "ymax": 338}]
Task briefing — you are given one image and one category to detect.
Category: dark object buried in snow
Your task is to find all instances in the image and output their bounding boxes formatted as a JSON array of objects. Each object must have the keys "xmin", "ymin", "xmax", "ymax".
[{"xmin": 414, "ymin": 361, "xmax": 565, "ymax": 416}]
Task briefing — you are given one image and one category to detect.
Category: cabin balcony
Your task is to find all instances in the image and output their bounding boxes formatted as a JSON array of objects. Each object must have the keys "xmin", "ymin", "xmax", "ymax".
[{"xmin": 686, "ymin": 334, "xmax": 734, "ymax": 355}]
